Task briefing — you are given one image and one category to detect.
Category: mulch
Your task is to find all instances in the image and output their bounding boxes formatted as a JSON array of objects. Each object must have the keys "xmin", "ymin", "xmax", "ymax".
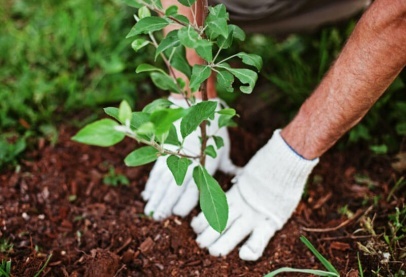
[{"xmin": 0, "ymin": 94, "xmax": 404, "ymax": 276}]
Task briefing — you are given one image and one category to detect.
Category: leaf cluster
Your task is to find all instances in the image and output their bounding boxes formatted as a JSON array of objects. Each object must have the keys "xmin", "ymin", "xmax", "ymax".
[
  {"xmin": 126, "ymin": 0, "xmax": 262, "ymax": 96},
  {"xmin": 72, "ymin": 98, "xmax": 235, "ymax": 232}
]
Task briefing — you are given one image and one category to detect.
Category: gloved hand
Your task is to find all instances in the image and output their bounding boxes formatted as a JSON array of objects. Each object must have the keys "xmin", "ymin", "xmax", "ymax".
[
  {"xmin": 142, "ymin": 96, "xmax": 239, "ymax": 220},
  {"xmin": 191, "ymin": 129, "xmax": 319, "ymax": 261}
]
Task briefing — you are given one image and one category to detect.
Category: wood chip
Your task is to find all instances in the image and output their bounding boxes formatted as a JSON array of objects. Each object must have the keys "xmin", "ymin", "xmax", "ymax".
[
  {"xmin": 121, "ymin": 249, "xmax": 134, "ymax": 264},
  {"xmin": 330, "ymin": 241, "xmax": 351, "ymax": 251},
  {"xmin": 185, "ymin": 260, "xmax": 201, "ymax": 267},
  {"xmin": 139, "ymin": 237, "xmax": 154, "ymax": 254}
]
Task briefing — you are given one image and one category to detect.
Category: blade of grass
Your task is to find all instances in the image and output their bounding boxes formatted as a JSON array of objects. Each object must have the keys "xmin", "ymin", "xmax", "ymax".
[
  {"xmin": 0, "ymin": 260, "xmax": 11, "ymax": 277},
  {"xmin": 300, "ymin": 236, "xmax": 340, "ymax": 275},
  {"xmin": 357, "ymin": 252, "xmax": 364, "ymax": 277},
  {"xmin": 6, "ymin": 260, "xmax": 10, "ymax": 275},
  {"xmin": 33, "ymin": 254, "xmax": 52, "ymax": 277},
  {"xmin": 264, "ymin": 267, "xmax": 339, "ymax": 277}
]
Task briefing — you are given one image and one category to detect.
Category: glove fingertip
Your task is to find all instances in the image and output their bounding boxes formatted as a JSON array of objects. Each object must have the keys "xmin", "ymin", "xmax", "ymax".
[
  {"xmin": 141, "ymin": 191, "xmax": 151, "ymax": 201},
  {"xmin": 239, "ymin": 245, "xmax": 261, "ymax": 261},
  {"xmin": 208, "ymin": 246, "xmax": 228, "ymax": 257},
  {"xmin": 152, "ymin": 210, "xmax": 169, "ymax": 221},
  {"xmin": 191, "ymin": 214, "xmax": 208, "ymax": 234}
]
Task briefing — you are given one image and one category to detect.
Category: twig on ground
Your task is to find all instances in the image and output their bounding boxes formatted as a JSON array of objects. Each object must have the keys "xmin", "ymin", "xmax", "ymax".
[{"xmin": 302, "ymin": 206, "xmax": 373, "ymax": 233}]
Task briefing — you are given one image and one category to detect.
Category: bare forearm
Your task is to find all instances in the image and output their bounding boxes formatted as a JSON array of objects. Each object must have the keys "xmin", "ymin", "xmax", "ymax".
[{"xmin": 282, "ymin": 0, "xmax": 406, "ymax": 160}]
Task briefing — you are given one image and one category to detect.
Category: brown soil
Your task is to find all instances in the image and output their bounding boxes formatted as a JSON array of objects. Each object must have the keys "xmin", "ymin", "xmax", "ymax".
[{"xmin": 0, "ymin": 95, "xmax": 404, "ymax": 276}]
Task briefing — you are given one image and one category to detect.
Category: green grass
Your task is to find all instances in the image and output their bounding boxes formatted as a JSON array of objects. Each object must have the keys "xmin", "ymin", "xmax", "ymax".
[
  {"xmin": 0, "ymin": 254, "xmax": 52, "ymax": 277},
  {"xmin": 265, "ymin": 236, "xmax": 339, "ymax": 277},
  {"xmin": 0, "ymin": 0, "xmax": 155, "ymax": 167},
  {"xmin": 0, "ymin": 260, "xmax": 11, "ymax": 277}
]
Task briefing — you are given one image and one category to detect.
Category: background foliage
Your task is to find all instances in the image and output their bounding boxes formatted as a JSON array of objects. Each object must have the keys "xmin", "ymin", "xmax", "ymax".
[
  {"xmin": 0, "ymin": 0, "xmax": 154, "ymax": 167},
  {"xmin": 0, "ymin": 0, "xmax": 404, "ymax": 167}
]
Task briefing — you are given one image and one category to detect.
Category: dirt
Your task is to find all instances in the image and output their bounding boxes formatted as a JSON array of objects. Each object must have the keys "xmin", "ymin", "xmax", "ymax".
[{"xmin": 0, "ymin": 95, "xmax": 404, "ymax": 276}]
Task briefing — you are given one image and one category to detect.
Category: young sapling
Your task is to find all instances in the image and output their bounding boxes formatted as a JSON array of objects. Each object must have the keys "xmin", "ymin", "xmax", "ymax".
[{"xmin": 72, "ymin": 0, "xmax": 262, "ymax": 233}]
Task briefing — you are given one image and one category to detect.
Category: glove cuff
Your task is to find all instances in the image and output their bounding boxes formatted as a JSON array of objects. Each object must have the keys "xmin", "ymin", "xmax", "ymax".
[{"xmin": 267, "ymin": 129, "xmax": 319, "ymax": 177}]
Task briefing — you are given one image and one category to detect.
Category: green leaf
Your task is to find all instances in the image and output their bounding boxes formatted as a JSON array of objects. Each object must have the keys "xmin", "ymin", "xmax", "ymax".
[
  {"xmin": 218, "ymin": 114, "xmax": 236, "ymax": 128},
  {"xmin": 118, "ymin": 100, "xmax": 132, "ymax": 124},
  {"xmin": 216, "ymin": 69, "xmax": 234, "ymax": 93},
  {"xmin": 178, "ymin": 26, "xmax": 200, "ymax": 48},
  {"xmin": 205, "ymin": 5, "xmax": 229, "ymax": 39},
  {"xmin": 138, "ymin": 6, "xmax": 151, "ymax": 18},
  {"xmin": 216, "ymin": 24, "xmax": 245, "ymax": 49},
  {"xmin": 136, "ymin": 63, "xmax": 166, "ymax": 74},
  {"xmin": 171, "ymin": 14, "xmax": 189, "ymax": 25},
  {"xmin": 226, "ymin": 67, "xmax": 258, "ymax": 94},
  {"xmin": 208, "ymin": 4, "xmax": 228, "ymax": 19},
  {"xmin": 396, "ymin": 122, "xmax": 406, "ymax": 135},
  {"xmin": 193, "ymin": 166, "xmax": 228, "ymax": 233},
  {"xmin": 181, "ymin": 101, "xmax": 217, "ymax": 138},
  {"xmin": 369, "ymin": 144, "xmax": 388, "ymax": 155},
  {"xmin": 150, "ymin": 72, "xmax": 181, "ymax": 93},
  {"xmin": 110, "ymin": 110, "xmax": 151, "ymax": 141},
  {"xmin": 165, "ymin": 124, "xmax": 181, "ymax": 146},
  {"xmin": 136, "ymin": 122, "xmax": 155, "ymax": 135},
  {"xmin": 212, "ymin": 136, "xmax": 224, "ymax": 149},
  {"xmin": 142, "ymin": 98, "xmax": 173, "ymax": 113},
  {"xmin": 217, "ymin": 108, "xmax": 236, "ymax": 116},
  {"xmin": 265, "ymin": 268, "xmax": 339, "ymax": 277},
  {"xmin": 72, "ymin": 119, "xmax": 125, "ymax": 147},
  {"xmin": 167, "ymin": 155, "xmax": 192, "ymax": 185},
  {"xmin": 156, "ymin": 131, "xmax": 169, "ymax": 144},
  {"xmin": 178, "ymin": 0, "xmax": 197, "ymax": 7},
  {"xmin": 126, "ymin": 16, "xmax": 169, "ymax": 38},
  {"xmin": 168, "ymin": 46, "xmax": 191, "ymax": 78},
  {"xmin": 300, "ymin": 236, "xmax": 340, "ymax": 275},
  {"xmin": 165, "ymin": 5, "xmax": 178, "ymax": 16},
  {"xmin": 189, "ymin": 65, "xmax": 211, "ymax": 92},
  {"xmin": 155, "ymin": 30, "xmax": 180, "ymax": 60},
  {"xmin": 229, "ymin": 24, "xmax": 246, "ymax": 41},
  {"xmin": 236, "ymin": 52, "xmax": 263, "ymax": 71},
  {"xmin": 204, "ymin": 145, "xmax": 217, "ymax": 158},
  {"xmin": 206, "ymin": 18, "xmax": 228, "ymax": 40},
  {"xmin": 131, "ymin": 38, "xmax": 150, "ymax": 52},
  {"xmin": 177, "ymin": 77, "xmax": 186, "ymax": 90},
  {"xmin": 178, "ymin": 26, "xmax": 212, "ymax": 61},
  {"xmin": 124, "ymin": 146, "xmax": 160, "ymax": 166},
  {"xmin": 196, "ymin": 40, "xmax": 213, "ymax": 62},
  {"xmin": 131, "ymin": 112, "xmax": 151, "ymax": 129},
  {"xmin": 122, "ymin": 0, "xmax": 143, "ymax": 8},
  {"xmin": 150, "ymin": 108, "xmax": 186, "ymax": 135},
  {"xmin": 104, "ymin": 107, "xmax": 119, "ymax": 120},
  {"xmin": 149, "ymin": 0, "xmax": 163, "ymax": 9}
]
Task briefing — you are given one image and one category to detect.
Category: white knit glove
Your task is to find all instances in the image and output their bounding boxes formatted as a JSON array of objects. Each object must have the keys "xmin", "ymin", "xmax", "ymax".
[
  {"xmin": 142, "ymin": 96, "xmax": 239, "ymax": 220},
  {"xmin": 191, "ymin": 129, "xmax": 319, "ymax": 261}
]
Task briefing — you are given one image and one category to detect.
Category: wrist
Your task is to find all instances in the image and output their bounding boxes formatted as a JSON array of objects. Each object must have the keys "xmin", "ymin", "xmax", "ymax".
[{"xmin": 280, "ymin": 104, "xmax": 333, "ymax": 160}]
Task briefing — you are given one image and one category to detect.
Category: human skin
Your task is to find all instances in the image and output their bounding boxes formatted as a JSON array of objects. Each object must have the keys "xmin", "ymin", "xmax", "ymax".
[
  {"xmin": 281, "ymin": 0, "xmax": 406, "ymax": 159},
  {"xmin": 163, "ymin": 0, "xmax": 406, "ymax": 157}
]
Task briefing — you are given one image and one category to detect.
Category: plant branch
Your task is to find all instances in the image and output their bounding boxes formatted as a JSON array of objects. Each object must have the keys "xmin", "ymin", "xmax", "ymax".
[
  {"xmin": 216, "ymin": 53, "xmax": 239, "ymax": 66},
  {"xmin": 124, "ymin": 129, "xmax": 199, "ymax": 159},
  {"xmin": 198, "ymin": 0, "xmax": 210, "ymax": 167}
]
